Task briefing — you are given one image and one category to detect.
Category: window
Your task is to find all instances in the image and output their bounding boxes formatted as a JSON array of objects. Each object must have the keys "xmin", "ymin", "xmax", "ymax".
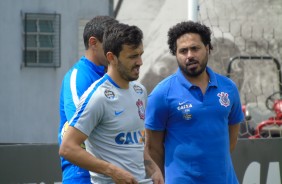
[{"xmin": 23, "ymin": 13, "xmax": 61, "ymax": 67}]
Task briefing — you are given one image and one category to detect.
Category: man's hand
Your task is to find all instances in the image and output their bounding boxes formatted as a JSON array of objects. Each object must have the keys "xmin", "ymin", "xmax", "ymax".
[
  {"xmin": 151, "ymin": 169, "xmax": 164, "ymax": 184},
  {"xmin": 109, "ymin": 165, "xmax": 138, "ymax": 184}
]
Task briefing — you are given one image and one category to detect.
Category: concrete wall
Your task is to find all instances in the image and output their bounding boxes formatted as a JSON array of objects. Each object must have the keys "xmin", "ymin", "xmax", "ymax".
[
  {"xmin": 0, "ymin": 0, "xmax": 113, "ymax": 143},
  {"xmin": 1, "ymin": 139, "xmax": 281, "ymax": 183},
  {"xmin": 116, "ymin": 0, "xmax": 282, "ymax": 94}
]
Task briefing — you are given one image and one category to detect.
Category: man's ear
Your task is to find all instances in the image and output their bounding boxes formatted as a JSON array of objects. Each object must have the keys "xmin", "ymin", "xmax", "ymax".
[
  {"xmin": 205, "ymin": 45, "xmax": 210, "ymax": 53},
  {"xmin": 106, "ymin": 52, "xmax": 117, "ymax": 64},
  {"xmin": 88, "ymin": 36, "xmax": 98, "ymax": 48}
]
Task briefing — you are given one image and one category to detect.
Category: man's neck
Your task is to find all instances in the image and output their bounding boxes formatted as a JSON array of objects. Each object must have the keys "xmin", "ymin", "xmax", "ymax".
[
  {"xmin": 186, "ymin": 70, "xmax": 209, "ymax": 94},
  {"xmin": 85, "ymin": 51, "xmax": 100, "ymax": 66},
  {"xmin": 107, "ymin": 70, "xmax": 129, "ymax": 89}
]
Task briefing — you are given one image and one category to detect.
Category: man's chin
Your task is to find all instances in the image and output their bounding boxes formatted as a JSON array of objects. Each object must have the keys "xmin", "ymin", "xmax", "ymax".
[
  {"xmin": 128, "ymin": 75, "xmax": 139, "ymax": 81},
  {"xmin": 186, "ymin": 69, "xmax": 203, "ymax": 77}
]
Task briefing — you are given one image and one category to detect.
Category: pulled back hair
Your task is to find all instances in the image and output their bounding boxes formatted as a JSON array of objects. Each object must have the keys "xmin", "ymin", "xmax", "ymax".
[
  {"xmin": 103, "ymin": 23, "xmax": 143, "ymax": 58},
  {"xmin": 167, "ymin": 21, "xmax": 213, "ymax": 55},
  {"xmin": 83, "ymin": 16, "xmax": 118, "ymax": 49}
]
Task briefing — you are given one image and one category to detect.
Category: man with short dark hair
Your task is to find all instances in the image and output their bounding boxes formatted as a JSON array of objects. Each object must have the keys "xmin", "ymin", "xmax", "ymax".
[{"xmin": 59, "ymin": 23, "xmax": 163, "ymax": 184}]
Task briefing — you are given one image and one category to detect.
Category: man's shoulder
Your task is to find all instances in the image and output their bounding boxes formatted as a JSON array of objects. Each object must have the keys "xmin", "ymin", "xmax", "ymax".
[
  {"xmin": 66, "ymin": 60, "xmax": 103, "ymax": 84},
  {"xmin": 131, "ymin": 81, "xmax": 146, "ymax": 90},
  {"xmin": 130, "ymin": 81, "xmax": 147, "ymax": 95},
  {"xmin": 87, "ymin": 76, "xmax": 114, "ymax": 97},
  {"xmin": 214, "ymin": 72, "xmax": 237, "ymax": 86},
  {"xmin": 63, "ymin": 60, "xmax": 86, "ymax": 78}
]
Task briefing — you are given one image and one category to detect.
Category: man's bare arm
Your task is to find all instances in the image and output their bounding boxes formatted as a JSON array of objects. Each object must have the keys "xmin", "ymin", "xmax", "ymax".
[
  {"xmin": 144, "ymin": 129, "xmax": 165, "ymax": 177},
  {"xmin": 59, "ymin": 126, "xmax": 138, "ymax": 184},
  {"xmin": 229, "ymin": 123, "xmax": 241, "ymax": 152}
]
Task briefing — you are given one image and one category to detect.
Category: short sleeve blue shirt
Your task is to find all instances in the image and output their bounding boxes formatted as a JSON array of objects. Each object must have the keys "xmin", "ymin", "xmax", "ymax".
[
  {"xmin": 58, "ymin": 56, "xmax": 105, "ymax": 183},
  {"xmin": 145, "ymin": 67, "xmax": 244, "ymax": 184}
]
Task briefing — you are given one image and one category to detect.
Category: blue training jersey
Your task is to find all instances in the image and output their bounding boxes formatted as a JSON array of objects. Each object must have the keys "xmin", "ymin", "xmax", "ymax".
[
  {"xmin": 58, "ymin": 56, "xmax": 105, "ymax": 184},
  {"xmin": 145, "ymin": 67, "xmax": 244, "ymax": 184}
]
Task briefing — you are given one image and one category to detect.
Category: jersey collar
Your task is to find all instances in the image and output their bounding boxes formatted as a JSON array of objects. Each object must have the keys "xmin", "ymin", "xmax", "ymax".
[
  {"xmin": 104, "ymin": 74, "xmax": 121, "ymax": 88},
  {"xmin": 176, "ymin": 66, "xmax": 218, "ymax": 89},
  {"xmin": 206, "ymin": 67, "xmax": 218, "ymax": 87}
]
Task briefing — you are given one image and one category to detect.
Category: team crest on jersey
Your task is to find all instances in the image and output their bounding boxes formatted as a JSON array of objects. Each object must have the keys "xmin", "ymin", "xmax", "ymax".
[
  {"xmin": 104, "ymin": 89, "xmax": 115, "ymax": 99},
  {"xmin": 133, "ymin": 85, "xmax": 143, "ymax": 94},
  {"xmin": 136, "ymin": 99, "xmax": 145, "ymax": 120},
  {"xmin": 217, "ymin": 92, "xmax": 230, "ymax": 107}
]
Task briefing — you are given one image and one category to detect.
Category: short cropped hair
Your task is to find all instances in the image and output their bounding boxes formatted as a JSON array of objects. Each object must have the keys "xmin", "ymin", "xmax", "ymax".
[
  {"xmin": 103, "ymin": 23, "xmax": 143, "ymax": 57},
  {"xmin": 167, "ymin": 21, "xmax": 213, "ymax": 55},
  {"xmin": 83, "ymin": 16, "xmax": 118, "ymax": 49}
]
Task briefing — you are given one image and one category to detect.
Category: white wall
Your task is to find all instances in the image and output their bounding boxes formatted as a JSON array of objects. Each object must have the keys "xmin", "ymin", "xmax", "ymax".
[{"xmin": 0, "ymin": 0, "xmax": 113, "ymax": 143}]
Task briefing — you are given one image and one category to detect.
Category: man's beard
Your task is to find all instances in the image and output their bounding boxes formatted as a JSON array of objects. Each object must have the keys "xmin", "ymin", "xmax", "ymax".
[
  {"xmin": 117, "ymin": 59, "xmax": 139, "ymax": 81},
  {"xmin": 178, "ymin": 57, "xmax": 208, "ymax": 77}
]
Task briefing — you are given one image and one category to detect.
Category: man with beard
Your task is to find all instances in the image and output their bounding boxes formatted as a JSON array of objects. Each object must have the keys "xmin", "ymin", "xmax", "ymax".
[
  {"xmin": 59, "ymin": 23, "xmax": 163, "ymax": 184},
  {"xmin": 144, "ymin": 21, "xmax": 244, "ymax": 184}
]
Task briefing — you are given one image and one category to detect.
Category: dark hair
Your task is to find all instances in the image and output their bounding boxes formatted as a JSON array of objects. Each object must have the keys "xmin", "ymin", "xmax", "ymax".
[
  {"xmin": 103, "ymin": 23, "xmax": 143, "ymax": 57},
  {"xmin": 167, "ymin": 21, "xmax": 213, "ymax": 55},
  {"xmin": 83, "ymin": 16, "xmax": 118, "ymax": 49}
]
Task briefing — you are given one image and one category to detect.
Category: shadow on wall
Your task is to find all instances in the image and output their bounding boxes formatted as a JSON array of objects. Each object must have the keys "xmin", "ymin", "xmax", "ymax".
[
  {"xmin": 208, "ymin": 38, "xmax": 242, "ymax": 90},
  {"xmin": 141, "ymin": 53, "xmax": 178, "ymax": 94},
  {"xmin": 141, "ymin": 38, "xmax": 241, "ymax": 94}
]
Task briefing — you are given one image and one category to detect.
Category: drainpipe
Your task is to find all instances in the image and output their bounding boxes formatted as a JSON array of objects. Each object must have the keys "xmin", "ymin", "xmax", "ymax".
[{"xmin": 188, "ymin": 0, "xmax": 199, "ymax": 22}]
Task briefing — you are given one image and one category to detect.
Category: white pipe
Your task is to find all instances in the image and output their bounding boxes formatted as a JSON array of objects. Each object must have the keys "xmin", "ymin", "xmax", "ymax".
[{"xmin": 188, "ymin": 0, "xmax": 198, "ymax": 22}]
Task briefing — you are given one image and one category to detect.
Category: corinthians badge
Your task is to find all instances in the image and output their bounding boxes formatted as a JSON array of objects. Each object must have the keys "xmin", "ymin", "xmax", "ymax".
[
  {"xmin": 217, "ymin": 92, "xmax": 230, "ymax": 107},
  {"xmin": 136, "ymin": 99, "xmax": 145, "ymax": 120}
]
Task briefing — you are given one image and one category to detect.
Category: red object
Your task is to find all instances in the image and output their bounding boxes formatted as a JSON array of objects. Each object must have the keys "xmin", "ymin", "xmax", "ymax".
[
  {"xmin": 249, "ymin": 120, "xmax": 282, "ymax": 139},
  {"xmin": 249, "ymin": 99, "xmax": 282, "ymax": 138},
  {"xmin": 242, "ymin": 105, "xmax": 246, "ymax": 115}
]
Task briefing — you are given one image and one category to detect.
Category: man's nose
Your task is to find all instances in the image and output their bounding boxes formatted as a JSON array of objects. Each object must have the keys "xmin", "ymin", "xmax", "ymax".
[
  {"xmin": 137, "ymin": 57, "xmax": 143, "ymax": 66},
  {"xmin": 187, "ymin": 50, "xmax": 194, "ymax": 59}
]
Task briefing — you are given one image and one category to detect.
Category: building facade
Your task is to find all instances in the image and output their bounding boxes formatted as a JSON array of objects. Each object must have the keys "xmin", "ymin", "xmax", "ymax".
[{"xmin": 0, "ymin": 0, "xmax": 113, "ymax": 143}]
